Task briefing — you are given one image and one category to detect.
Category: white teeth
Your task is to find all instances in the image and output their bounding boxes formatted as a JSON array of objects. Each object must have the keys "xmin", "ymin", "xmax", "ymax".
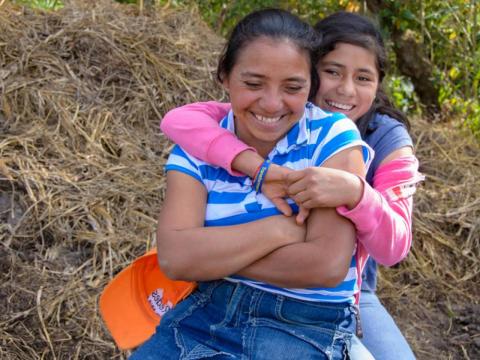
[
  {"xmin": 255, "ymin": 114, "xmax": 281, "ymax": 123},
  {"xmin": 327, "ymin": 100, "xmax": 354, "ymax": 111}
]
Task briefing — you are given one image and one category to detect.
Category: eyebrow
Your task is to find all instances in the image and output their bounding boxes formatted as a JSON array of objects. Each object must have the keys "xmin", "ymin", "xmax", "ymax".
[
  {"xmin": 240, "ymin": 71, "xmax": 308, "ymax": 83},
  {"xmin": 322, "ymin": 61, "xmax": 377, "ymax": 75}
]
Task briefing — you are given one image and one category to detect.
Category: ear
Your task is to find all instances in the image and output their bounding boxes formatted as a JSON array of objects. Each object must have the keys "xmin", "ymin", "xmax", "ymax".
[{"xmin": 221, "ymin": 73, "xmax": 230, "ymax": 92}]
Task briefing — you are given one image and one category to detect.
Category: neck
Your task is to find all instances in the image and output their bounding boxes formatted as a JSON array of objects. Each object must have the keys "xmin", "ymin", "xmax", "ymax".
[
  {"xmin": 253, "ymin": 143, "xmax": 274, "ymax": 159},
  {"xmin": 233, "ymin": 119, "xmax": 275, "ymax": 158},
  {"xmin": 239, "ymin": 134, "xmax": 274, "ymax": 158}
]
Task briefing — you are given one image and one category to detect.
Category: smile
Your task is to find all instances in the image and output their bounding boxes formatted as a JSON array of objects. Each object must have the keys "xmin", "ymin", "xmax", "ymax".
[
  {"xmin": 326, "ymin": 100, "xmax": 354, "ymax": 111},
  {"xmin": 253, "ymin": 113, "xmax": 284, "ymax": 124}
]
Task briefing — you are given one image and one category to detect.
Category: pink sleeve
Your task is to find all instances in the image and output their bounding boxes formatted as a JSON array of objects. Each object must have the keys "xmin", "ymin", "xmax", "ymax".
[
  {"xmin": 160, "ymin": 101, "xmax": 255, "ymax": 175},
  {"xmin": 337, "ymin": 155, "xmax": 424, "ymax": 266}
]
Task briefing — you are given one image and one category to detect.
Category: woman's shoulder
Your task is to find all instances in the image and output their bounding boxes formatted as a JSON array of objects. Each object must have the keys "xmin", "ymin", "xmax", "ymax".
[
  {"xmin": 305, "ymin": 103, "xmax": 356, "ymax": 130},
  {"xmin": 303, "ymin": 104, "xmax": 373, "ymax": 166},
  {"xmin": 366, "ymin": 113, "xmax": 411, "ymax": 145},
  {"xmin": 365, "ymin": 112, "xmax": 413, "ymax": 178}
]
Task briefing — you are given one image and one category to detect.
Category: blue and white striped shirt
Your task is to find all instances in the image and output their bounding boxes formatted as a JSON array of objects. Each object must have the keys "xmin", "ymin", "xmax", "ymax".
[{"xmin": 165, "ymin": 103, "xmax": 373, "ymax": 303}]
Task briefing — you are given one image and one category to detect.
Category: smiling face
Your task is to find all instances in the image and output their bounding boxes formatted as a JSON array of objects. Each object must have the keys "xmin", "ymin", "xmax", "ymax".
[
  {"xmin": 222, "ymin": 37, "xmax": 311, "ymax": 157},
  {"xmin": 315, "ymin": 42, "xmax": 379, "ymax": 122}
]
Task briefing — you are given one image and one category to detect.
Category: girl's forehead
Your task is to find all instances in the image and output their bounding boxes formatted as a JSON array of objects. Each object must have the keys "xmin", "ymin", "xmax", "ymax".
[{"xmin": 319, "ymin": 42, "xmax": 378, "ymax": 71}]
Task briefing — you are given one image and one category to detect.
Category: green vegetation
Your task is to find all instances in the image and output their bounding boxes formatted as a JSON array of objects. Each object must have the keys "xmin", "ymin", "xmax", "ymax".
[
  {"xmin": 12, "ymin": 0, "xmax": 480, "ymax": 137},
  {"xmin": 372, "ymin": 0, "xmax": 479, "ymax": 136},
  {"xmin": 12, "ymin": 0, "xmax": 63, "ymax": 10}
]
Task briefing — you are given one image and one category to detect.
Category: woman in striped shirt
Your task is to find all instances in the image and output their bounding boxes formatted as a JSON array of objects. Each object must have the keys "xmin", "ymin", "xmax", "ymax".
[{"xmin": 131, "ymin": 9, "xmax": 374, "ymax": 360}]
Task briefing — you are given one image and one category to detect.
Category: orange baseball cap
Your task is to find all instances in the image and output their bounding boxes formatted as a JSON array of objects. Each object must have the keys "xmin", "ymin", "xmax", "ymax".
[{"xmin": 99, "ymin": 249, "xmax": 196, "ymax": 350}]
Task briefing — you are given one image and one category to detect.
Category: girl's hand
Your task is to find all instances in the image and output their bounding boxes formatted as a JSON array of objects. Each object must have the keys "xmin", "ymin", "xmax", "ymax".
[{"xmin": 286, "ymin": 167, "xmax": 364, "ymax": 224}]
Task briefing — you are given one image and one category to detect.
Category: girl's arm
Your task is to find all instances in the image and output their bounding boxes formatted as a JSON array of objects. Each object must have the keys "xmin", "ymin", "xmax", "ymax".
[
  {"xmin": 336, "ymin": 154, "xmax": 424, "ymax": 266},
  {"xmin": 156, "ymin": 170, "xmax": 305, "ymax": 282},
  {"xmin": 237, "ymin": 146, "xmax": 365, "ymax": 288},
  {"xmin": 286, "ymin": 144, "xmax": 422, "ymax": 266},
  {"xmin": 161, "ymin": 101, "xmax": 262, "ymax": 176}
]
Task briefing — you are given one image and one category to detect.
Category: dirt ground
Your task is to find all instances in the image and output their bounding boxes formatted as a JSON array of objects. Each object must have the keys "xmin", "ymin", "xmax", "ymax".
[{"xmin": 0, "ymin": 1, "xmax": 478, "ymax": 359}]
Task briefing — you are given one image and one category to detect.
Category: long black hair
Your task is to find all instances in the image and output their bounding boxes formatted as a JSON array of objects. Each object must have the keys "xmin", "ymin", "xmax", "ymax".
[
  {"xmin": 315, "ymin": 11, "xmax": 410, "ymax": 136},
  {"xmin": 217, "ymin": 8, "xmax": 321, "ymax": 100}
]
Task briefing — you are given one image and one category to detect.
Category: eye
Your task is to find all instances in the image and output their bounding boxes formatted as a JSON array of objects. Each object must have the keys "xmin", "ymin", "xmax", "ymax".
[
  {"xmin": 285, "ymin": 85, "xmax": 303, "ymax": 94},
  {"xmin": 244, "ymin": 81, "xmax": 261, "ymax": 89},
  {"xmin": 358, "ymin": 75, "xmax": 372, "ymax": 82},
  {"xmin": 323, "ymin": 69, "xmax": 340, "ymax": 77}
]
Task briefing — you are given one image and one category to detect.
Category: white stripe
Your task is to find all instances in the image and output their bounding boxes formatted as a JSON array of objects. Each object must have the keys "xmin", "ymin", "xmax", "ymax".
[
  {"xmin": 206, "ymin": 178, "xmax": 250, "ymax": 192},
  {"xmin": 309, "ymin": 105, "xmax": 332, "ymax": 120},
  {"xmin": 225, "ymin": 278, "xmax": 356, "ymax": 303},
  {"xmin": 344, "ymin": 267, "xmax": 358, "ymax": 281},
  {"xmin": 206, "ymin": 203, "xmax": 247, "ymax": 221},
  {"xmin": 168, "ymin": 154, "xmax": 200, "ymax": 175}
]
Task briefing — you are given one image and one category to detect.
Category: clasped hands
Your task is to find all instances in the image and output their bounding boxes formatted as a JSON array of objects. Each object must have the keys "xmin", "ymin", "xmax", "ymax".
[{"xmin": 261, "ymin": 163, "xmax": 363, "ymax": 225}]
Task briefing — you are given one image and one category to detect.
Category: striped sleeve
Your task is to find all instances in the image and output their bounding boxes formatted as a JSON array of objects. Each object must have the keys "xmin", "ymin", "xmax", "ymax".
[
  {"xmin": 165, "ymin": 145, "xmax": 204, "ymax": 184},
  {"xmin": 312, "ymin": 113, "xmax": 374, "ymax": 168}
]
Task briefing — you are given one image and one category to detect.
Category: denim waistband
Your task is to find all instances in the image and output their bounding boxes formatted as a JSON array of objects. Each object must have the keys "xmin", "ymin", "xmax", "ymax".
[{"xmin": 197, "ymin": 280, "xmax": 356, "ymax": 333}]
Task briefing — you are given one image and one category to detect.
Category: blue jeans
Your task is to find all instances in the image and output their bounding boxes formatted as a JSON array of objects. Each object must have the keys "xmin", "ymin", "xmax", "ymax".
[
  {"xmin": 130, "ymin": 280, "xmax": 367, "ymax": 359},
  {"xmin": 359, "ymin": 291, "xmax": 416, "ymax": 359}
]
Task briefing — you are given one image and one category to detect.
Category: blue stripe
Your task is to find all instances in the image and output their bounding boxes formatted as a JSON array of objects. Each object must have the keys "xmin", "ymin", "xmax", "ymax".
[
  {"xmin": 286, "ymin": 122, "xmax": 300, "ymax": 147},
  {"xmin": 259, "ymin": 279, "xmax": 357, "ymax": 293},
  {"xmin": 273, "ymin": 147, "xmax": 309, "ymax": 165},
  {"xmin": 350, "ymin": 256, "xmax": 357, "ymax": 266},
  {"xmin": 229, "ymin": 273, "xmax": 357, "ymax": 293},
  {"xmin": 205, "ymin": 207, "xmax": 283, "ymax": 226},
  {"xmin": 310, "ymin": 116, "xmax": 336, "ymax": 132},
  {"xmin": 198, "ymin": 164, "xmax": 247, "ymax": 185},
  {"xmin": 315, "ymin": 130, "xmax": 361, "ymax": 166},
  {"xmin": 263, "ymin": 289, "xmax": 351, "ymax": 302},
  {"xmin": 219, "ymin": 116, "xmax": 229, "ymax": 129},
  {"xmin": 226, "ymin": 278, "xmax": 354, "ymax": 302},
  {"xmin": 205, "ymin": 203, "xmax": 300, "ymax": 226},
  {"xmin": 208, "ymin": 191, "xmax": 250, "ymax": 204},
  {"xmin": 363, "ymin": 146, "xmax": 371, "ymax": 163},
  {"xmin": 330, "ymin": 112, "xmax": 348, "ymax": 121},
  {"xmin": 266, "ymin": 283, "xmax": 355, "ymax": 298}
]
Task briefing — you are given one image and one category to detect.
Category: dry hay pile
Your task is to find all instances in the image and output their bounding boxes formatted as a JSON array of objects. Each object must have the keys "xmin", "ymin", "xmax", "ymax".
[
  {"xmin": 379, "ymin": 118, "xmax": 480, "ymax": 359},
  {"xmin": 0, "ymin": 1, "xmax": 223, "ymax": 359},
  {"xmin": 0, "ymin": 1, "xmax": 478, "ymax": 359}
]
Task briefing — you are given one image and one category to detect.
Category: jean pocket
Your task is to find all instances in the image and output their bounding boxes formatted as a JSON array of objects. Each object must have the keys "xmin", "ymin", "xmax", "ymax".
[{"xmin": 275, "ymin": 296, "xmax": 344, "ymax": 329}]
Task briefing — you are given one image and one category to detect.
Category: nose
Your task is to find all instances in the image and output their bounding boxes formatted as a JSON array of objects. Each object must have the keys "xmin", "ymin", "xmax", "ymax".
[
  {"xmin": 259, "ymin": 87, "xmax": 283, "ymax": 114},
  {"xmin": 337, "ymin": 77, "xmax": 355, "ymax": 97}
]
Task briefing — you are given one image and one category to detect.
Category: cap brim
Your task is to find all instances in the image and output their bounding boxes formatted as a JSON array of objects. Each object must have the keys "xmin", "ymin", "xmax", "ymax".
[
  {"xmin": 100, "ymin": 255, "xmax": 158, "ymax": 350},
  {"xmin": 99, "ymin": 250, "xmax": 196, "ymax": 350}
]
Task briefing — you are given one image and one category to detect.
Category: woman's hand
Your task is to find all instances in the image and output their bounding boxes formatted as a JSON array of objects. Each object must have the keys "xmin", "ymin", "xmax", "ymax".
[
  {"xmin": 286, "ymin": 167, "xmax": 364, "ymax": 224},
  {"xmin": 262, "ymin": 214, "xmax": 307, "ymax": 246},
  {"xmin": 260, "ymin": 164, "xmax": 295, "ymax": 216}
]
